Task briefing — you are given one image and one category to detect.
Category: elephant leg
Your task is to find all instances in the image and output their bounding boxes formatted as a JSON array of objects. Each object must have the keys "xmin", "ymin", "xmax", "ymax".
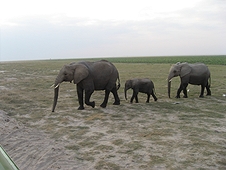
[
  {"xmin": 85, "ymin": 89, "xmax": 95, "ymax": 108},
  {"xmin": 135, "ymin": 95, "xmax": 139, "ymax": 103},
  {"xmin": 130, "ymin": 91, "xmax": 138, "ymax": 103},
  {"xmin": 146, "ymin": 94, "xmax": 150, "ymax": 103},
  {"xmin": 199, "ymin": 85, "xmax": 205, "ymax": 98},
  {"xmin": 182, "ymin": 87, "xmax": 188, "ymax": 98},
  {"xmin": 206, "ymin": 88, "xmax": 211, "ymax": 96},
  {"xmin": 177, "ymin": 83, "xmax": 188, "ymax": 98},
  {"xmin": 176, "ymin": 84, "xmax": 183, "ymax": 98},
  {"xmin": 100, "ymin": 90, "xmax": 110, "ymax": 108},
  {"xmin": 111, "ymin": 86, "xmax": 120, "ymax": 105},
  {"xmin": 77, "ymin": 85, "xmax": 84, "ymax": 110},
  {"xmin": 151, "ymin": 92, "xmax": 158, "ymax": 101},
  {"xmin": 206, "ymin": 84, "xmax": 211, "ymax": 96}
]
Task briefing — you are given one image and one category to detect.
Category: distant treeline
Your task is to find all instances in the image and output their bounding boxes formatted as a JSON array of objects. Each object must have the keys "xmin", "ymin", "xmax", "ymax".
[
  {"xmin": 46, "ymin": 55, "xmax": 226, "ymax": 65},
  {"xmin": 102, "ymin": 55, "xmax": 226, "ymax": 65}
]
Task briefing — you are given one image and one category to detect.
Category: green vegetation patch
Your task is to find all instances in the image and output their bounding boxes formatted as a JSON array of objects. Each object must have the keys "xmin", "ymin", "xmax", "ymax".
[{"xmin": 103, "ymin": 55, "xmax": 226, "ymax": 65}]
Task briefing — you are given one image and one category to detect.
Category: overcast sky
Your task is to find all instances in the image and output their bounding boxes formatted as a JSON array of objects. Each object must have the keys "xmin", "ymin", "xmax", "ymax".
[{"xmin": 0, "ymin": 0, "xmax": 225, "ymax": 61}]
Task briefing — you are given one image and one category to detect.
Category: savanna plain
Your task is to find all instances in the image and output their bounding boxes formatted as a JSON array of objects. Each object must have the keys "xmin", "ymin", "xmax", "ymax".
[{"xmin": 0, "ymin": 56, "xmax": 226, "ymax": 170}]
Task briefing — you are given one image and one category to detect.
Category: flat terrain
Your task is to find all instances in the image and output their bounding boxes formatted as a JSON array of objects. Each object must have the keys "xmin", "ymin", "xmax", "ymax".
[{"xmin": 0, "ymin": 56, "xmax": 226, "ymax": 169}]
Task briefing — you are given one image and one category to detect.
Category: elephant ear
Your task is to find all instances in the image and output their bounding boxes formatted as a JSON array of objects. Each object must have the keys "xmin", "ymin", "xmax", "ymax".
[
  {"xmin": 127, "ymin": 80, "xmax": 133, "ymax": 88},
  {"xmin": 180, "ymin": 63, "xmax": 191, "ymax": 77},
  {"xmin": 73, "ymin": 64, "xmax": 89, "ymax": 84}
]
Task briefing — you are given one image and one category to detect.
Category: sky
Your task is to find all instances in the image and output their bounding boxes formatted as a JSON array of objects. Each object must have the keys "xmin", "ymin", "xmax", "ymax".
[{"xmin": 0, "ymin": 0, "xmax": 226, "ymax": 61}]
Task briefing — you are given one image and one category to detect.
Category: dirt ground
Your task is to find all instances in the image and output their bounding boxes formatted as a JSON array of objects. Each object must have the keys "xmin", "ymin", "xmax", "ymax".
[
  {"xmin": 0, "ymin": 110, "xmax": 84, "ymax": 169},
  {"xmin": 0, "ymin": 62, "xmax": 226, "ymax": 169},
  {"xmin": 1, "ymin": 95, "xmax": 226, "ymax": 170}
]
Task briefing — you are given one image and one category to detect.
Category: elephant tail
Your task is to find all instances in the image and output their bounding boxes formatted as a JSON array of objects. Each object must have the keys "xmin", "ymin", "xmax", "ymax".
[
  {"xmin": 152, "ymin": 82, "xmax": 157, "ymax": 95},
  {"xmin": 153, "ymin": 87, "xmax": 157, "ymax": 95},
  {"xmin": 208, "ymin": 76, "xmax": 211, "ymax": 88},
  {"xmin": 116, "ymin": 78, "xmax": 120, "ymax": 90}
]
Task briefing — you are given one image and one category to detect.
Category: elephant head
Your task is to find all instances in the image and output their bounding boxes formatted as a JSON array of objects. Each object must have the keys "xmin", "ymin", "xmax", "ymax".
[
  {"xmin": 52, "ymin": 63, "xmax": 89, "ymax": 112},
  {"xmin": 124, "ymin": 80, "xmax": 132, "ymax": 100},
  {"xmin": 167, "ymin": 62, "xmax": 191, "ymax": 98}
]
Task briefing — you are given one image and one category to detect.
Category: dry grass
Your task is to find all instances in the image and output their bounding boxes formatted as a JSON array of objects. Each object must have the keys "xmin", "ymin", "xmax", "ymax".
[{"xmin": 0, "ymin": 58, "xmax": 226, "ymax": 169}]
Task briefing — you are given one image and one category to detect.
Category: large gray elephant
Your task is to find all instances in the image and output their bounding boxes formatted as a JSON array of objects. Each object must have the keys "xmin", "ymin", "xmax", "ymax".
[
  {"xmin": 124, "ymin": 78, "xmax": 158, "ymax": 103},
  {"xmin": 52, "ymin": 60, "xmax": 120, "ymax": 112},
  {"xmin": 168, "ymin": 62, "xmax": 211, "ymax": 98}
]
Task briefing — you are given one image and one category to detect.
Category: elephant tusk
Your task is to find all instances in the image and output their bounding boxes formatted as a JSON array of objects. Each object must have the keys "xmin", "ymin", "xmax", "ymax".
[
  {"xmin": 55, "ymin": 83, "xmax": 60, "ymax": 89},
  {"xmin": 51, "ymin": 84, "xmax": 55, "ymax": 88},
  {"xmin": 168, "ymin": 79, "xmax": 172, "ymax": 82}
]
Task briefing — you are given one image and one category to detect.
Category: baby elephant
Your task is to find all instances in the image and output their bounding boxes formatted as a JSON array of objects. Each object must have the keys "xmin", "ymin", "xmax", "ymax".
[{"xmin": 124, "ymin": 78, "xmax": 157, "ymax": 103}]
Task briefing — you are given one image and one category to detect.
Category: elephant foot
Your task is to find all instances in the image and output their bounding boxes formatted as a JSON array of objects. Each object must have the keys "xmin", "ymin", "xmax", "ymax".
[
  {"xmin": 199, "ymin": 95, "xmax": 204, "ymax": 98},
  {"xmin": 154, "ymin": 98, "xmax": 158, "ymax": 101},
  {"xmin": 146, "ymin": 101, "xmax": 149, "ymax": 103},
  {"xmin": 90, "ymin": 101, "xmax": 95, "ymax": 108},
  {"xmin": 113, "ymin": 101, "xmax": 120, "ymax": 105},
  {"xmin": 85, "ymin": 101, "xmax": 95, "ymax": 108},
  {"xmin": 175, "ymin": 96, "xmax": 180, "ymax": 98},
  {"xmin": 78, "ymin": 106, "xmax": 85, "ymax": 110},
  {"xmin": 207, "ymin": 93, "xmax": 211, "ymax": 96},
  {"xmin": 183, "ymin": 96, "xmax": 188, "ymax": 98},
  {"xmin": 100, "ymin": 103, "xmax": 107, "ymax": 108}
]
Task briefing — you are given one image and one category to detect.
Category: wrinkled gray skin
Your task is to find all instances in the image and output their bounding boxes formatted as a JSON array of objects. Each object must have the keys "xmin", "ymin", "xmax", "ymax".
[
  {"xmin": 168, "ymin": 62, "xmax": 211, "ymax": 98},
  {"xmin": 124, "ymin": 78, "xmax": 158, "ymax": 103},
  {"xmin": 52, "ymin": 60, "xmax": 120, "ymax": 112}
]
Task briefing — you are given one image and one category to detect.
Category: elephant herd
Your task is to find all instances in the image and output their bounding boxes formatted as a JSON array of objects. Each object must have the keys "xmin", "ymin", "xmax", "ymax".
[{"xmin": 52, "ymin": 60, "xmax": 211, "ymax": 112}]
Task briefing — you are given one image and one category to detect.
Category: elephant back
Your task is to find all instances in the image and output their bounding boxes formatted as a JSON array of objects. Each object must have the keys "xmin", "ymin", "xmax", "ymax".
[{"xmin": 190, "ymin": 63, "xmax": 210, "ymax": 76}]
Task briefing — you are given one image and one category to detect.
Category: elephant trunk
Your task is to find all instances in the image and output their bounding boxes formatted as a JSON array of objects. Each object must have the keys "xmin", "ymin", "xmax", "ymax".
[
  {"xmin": 52, "ymin": 77, "xmax": 62, "ymax": 112},
  {"xmin": 168, "ymin": 73, "xmax": 174, "ymax": 98},
  {"xmin": 52, "ymin": 86, "xmax": 59, "ymax": 112},
  {"xmin": 124, "ymin": 87, "xmax": 129, "ymax": 100},
  {"xmin": 168, "ymin": 80, "xmax": 171, "ymax": 98},
  {"xmin": 124, "ymin": 87, "xmax": 130, "ymax": 100}
]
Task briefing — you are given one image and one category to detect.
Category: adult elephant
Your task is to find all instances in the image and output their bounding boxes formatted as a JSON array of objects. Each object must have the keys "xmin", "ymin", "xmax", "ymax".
[
  {"xmin": 52, "ymin": 60, "xmax": 120, "ymax": 112},
  {"xmin": 124, "ymin": 78, "xmax": 157, "ymax": 103},
  {"xmin": 168, "ymin": 62, "xmax": 211, "ymax": 98}
]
